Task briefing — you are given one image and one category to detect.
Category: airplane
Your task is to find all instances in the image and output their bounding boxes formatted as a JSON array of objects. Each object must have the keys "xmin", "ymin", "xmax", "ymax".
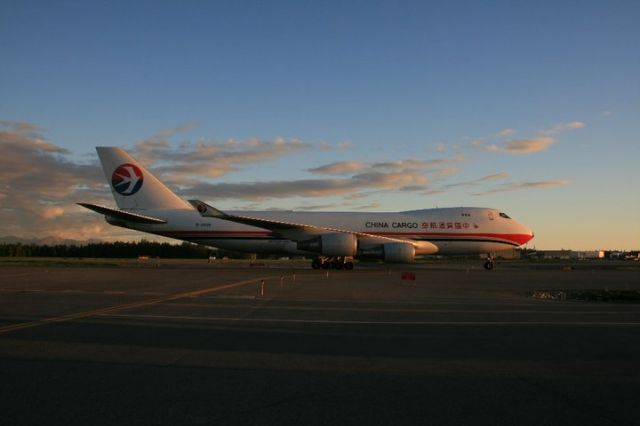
[{"xmin": 79, "ymin": 147, "xmax": 534, "ymax": 270}]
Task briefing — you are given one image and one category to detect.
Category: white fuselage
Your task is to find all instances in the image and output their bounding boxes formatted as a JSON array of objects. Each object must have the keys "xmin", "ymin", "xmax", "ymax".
[{"xmin": 115, "ymin": 206, "xmax": 533, "ymax": 256}]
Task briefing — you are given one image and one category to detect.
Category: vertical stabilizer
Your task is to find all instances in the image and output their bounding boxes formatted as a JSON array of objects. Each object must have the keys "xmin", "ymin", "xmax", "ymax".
[{"xmin": 96, "ymin": 146, "xmax": 191, "ymax": 210}]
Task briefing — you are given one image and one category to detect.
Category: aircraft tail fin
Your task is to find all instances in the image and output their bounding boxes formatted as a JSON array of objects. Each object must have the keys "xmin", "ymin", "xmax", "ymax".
[{"xmin": 96, "ymin": 146, "xmax": 191, "ymax": 211}]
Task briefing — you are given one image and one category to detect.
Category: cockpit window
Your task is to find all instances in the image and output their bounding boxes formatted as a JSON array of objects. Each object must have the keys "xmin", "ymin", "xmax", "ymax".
[{"xmin": 499, "ymin": 212, "xmax": 511, "ymax": 219}]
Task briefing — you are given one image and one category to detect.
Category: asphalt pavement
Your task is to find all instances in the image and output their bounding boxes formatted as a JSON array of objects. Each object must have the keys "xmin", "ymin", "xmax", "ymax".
[{"xmin": 1, "ymin": 262, "xmax": 639, "ymax": 425}]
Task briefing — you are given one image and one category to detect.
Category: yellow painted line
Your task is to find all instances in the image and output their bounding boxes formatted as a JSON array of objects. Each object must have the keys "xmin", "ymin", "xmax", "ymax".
[{"xmin": 0, "ymin": 276, "xmax": 273, "ymax": 335}]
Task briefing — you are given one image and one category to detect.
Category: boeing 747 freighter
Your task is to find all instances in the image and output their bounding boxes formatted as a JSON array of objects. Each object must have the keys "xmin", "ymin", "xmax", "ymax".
[{"xmin": 79, "ymin": 147, "xmax": 534, "ymax": 269}]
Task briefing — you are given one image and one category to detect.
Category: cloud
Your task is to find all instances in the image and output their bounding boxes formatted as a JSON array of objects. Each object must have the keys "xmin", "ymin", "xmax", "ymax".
[
  {"xmin": 187, "ymin": 171, "xmax": 431, "ymax": 202},
  {"xmin": 129, "ymin": 125, "xmax": 352, "ymax": 185},
  {"xmin": 371, "ymin": 153, "xmax": 465, "ymax": 172},
  {"xmin": 541, "ymin": 121, "xmax": 585, "ymax": 136},
  {"xmin": 485, "ymin": 137, "xmax": 555, "ymax": 154},
  {"xmin": 292, "ymin": 153, "xmax": 466, "ymax": 199},
  {"xmin": 182, "ymin": 154, "xmax": 460, "ymax": 201},
  {"xmin": 496, "ymin": 128, "xmax": 516, "ymax": 137},
  {"xmin": 291, "ymin": 203, "xmax": 343, "ymax": 211},
  {"xmin": 435, "ymin": 143, "xmax": 446, "ymax": 152},
  {"xmin": 443, "ymin": 171, "xmax": 511, "ymax": 190},
  {"xmin": 0, "ymin": 121, "xmax": 44, "ymax": 134},
  {"xmin": 41, "ymin": 206, "xmax": 65, "ymax": 219},
  {"xmin": 308, "ymin": 161, "xmax": 365, "ymax": 175},
  {"xmin": 479, "ymin": 172, "xmax": 511, "ymax": 181},
  {"xmin": 436, "ymin": 167, "xmax": 461, "ymax": 177},
  {"xmin": 421, "ymin": 188, "xmax": 447, "ymax": 196},
  {"xmin": 188, "ymin": 179, "xmax": 353, "ymax": 200},
  {"xmin": 320, "ymin": 140, "xmax": 352, "ymax": 151},
  {"xmin": 473, "ymin": 179, "xmax": 574, "ymax": 196},
  {"xmin": 0, "ymin": 121, "xmax": 128, "ymax": 241},
  {"xmin": 156, "ymin": 138, "xmax": 310, "ymax": 182},
  {"xmin": 352, "ymin": 202, "xmax": 381, "ymax": 210},
  {"xmin": 289, "ymin": 200, "xmax": 381, "ymax": 211},
  {"xmin": 472, "ymin": 121, "xmax": 585, "ymax": 155},
  {"xmin": 353, "ymin": 172, "xmax": 428, "ymax": 190}
]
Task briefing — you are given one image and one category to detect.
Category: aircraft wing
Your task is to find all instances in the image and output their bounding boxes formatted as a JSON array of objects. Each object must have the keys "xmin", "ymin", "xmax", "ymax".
[
  {"xmin": 187, "ymin": 199, "xmax": 436, "ymax": 251},
  {"xmin": 77, "ymin": 203, "xmax": 168, "ymax": 224}
]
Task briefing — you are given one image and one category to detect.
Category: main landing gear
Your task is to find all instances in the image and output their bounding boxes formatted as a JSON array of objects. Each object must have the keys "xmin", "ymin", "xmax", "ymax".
[
  {"xmin": 311, "ymin": 256, "xmax": 354, "ymax": 270},
  {"xmin": 484, "ymin": 255, "xmax": 494, "ymax": 270}
]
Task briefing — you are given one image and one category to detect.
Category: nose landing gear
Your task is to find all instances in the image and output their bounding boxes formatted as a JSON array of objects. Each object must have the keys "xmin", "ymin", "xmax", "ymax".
[{"xmin": 484, "ymin": 255, "xmax": 494, "ymax": 270}]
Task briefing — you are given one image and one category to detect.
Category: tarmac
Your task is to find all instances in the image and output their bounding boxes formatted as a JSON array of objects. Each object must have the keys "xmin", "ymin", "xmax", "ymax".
[{"xmin": 1, "ymin": 260, "xmax": 639, "ymax": 425}]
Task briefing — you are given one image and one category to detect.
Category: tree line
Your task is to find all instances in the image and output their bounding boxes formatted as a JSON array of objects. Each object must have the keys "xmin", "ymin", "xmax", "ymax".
[{"xmin": 0, "ymin": 240, "xmax": 221, "ymax": 259}]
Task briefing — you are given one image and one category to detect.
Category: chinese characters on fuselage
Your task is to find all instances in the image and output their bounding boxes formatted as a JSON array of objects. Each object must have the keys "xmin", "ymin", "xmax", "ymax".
[{"xmin": 364, "ymin": 222, "xmax": 479, "ymax": 230}]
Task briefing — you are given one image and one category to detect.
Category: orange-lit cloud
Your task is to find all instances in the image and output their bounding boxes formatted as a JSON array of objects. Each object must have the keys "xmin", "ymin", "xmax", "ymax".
[
  {"xmin": 472, "ymin": 121, "xmax": 585, "ymax": 155},
  {"xmin": 129, "ymin": 125, "xmax": 351, "ymax": 184},
  {"xmin": 541, "ymin": 121, "xmax": 585, "ymax": 135},
  {"xmin": 485, "ymin": 137, "xmax": 555, "ymax": 154},
  {"xmin": 0, "ymin": 121, "xmax": 119, "ymax": 241}
]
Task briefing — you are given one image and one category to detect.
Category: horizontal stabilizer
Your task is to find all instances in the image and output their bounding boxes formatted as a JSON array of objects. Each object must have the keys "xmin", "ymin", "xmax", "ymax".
[{"xmin": 77, "ymin": 203, "xmax": 167, "ymax": 224}]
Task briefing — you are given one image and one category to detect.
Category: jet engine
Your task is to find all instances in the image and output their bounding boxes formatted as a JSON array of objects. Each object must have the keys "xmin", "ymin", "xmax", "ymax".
[
  {"xmin": 358, "ymin": 242, "xmax": 416, "ymax": 263},
  {"xmin": 383, "ymin": 242, "xmax": 416, "ymax": 262},
  {"xmin": 297, "ymin": 233, "xmax": 358, "ymax": 256}
]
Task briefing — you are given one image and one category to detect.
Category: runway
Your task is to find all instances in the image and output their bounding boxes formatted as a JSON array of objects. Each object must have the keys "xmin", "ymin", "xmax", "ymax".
[{"xmin": 1, "ymin": 262, "xmax": 639, "ymax": 425}]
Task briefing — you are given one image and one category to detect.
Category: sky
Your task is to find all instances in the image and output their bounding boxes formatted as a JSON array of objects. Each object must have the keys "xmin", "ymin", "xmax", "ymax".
[{"xmin": 1, "ymin": 0, "xmax": 639, "ymax": 250}]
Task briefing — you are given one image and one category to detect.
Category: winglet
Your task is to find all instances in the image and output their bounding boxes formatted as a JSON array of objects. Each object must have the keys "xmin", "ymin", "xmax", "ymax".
[{"xmin": 188, "ymin": 200, "xmax": 227, "ymax": 218}]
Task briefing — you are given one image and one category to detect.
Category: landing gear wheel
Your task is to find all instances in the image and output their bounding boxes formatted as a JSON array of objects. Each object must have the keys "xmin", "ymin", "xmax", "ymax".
[
  {"xmin": 344, "ymin": 261, "xmax": 354, "ymax": 270},
  {"xmin": 311, "ymin": 259, "xmax": 321, "ymax": 269},
  {"xmin": 484, "ymin": 260, "xmax": 494, "ymax": 270},
  {"xmin": 321, "ymin": 261, "xmax": 330, "ymax": 270}
]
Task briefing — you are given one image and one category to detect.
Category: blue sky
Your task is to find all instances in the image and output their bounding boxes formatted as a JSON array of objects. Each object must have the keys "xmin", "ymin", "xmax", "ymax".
[{"xmin": 1, "ymin": 0, "xmax": 638, "ymax": 249}]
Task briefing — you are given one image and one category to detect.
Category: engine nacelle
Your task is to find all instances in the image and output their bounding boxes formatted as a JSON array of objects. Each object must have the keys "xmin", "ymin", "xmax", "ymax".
[
  {"xmin": 359, "ymin": 242, "xmax": 415, "ymax": 263},
  {"xmin": 383, "ymin": 242, "xmax": 415, "ymax": 263},
  {"xmin": 297, "ymin": 233, "xmax": 358, "ymax": 256},
  {"xmin": 105, "ymin": 216, "xmax": 128, "ymax": 228}
]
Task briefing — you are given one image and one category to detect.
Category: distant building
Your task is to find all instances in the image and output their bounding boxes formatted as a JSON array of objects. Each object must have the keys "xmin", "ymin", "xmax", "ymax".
[
  {"xmin": 494, "ymin": 248, "xmax": 522, "ymax": 259},
  {"xmin": 541, "ymin": 250, "xmax": 572, "ymax": 260},
  {"xmin": 569, "ymin": 251, "xmax": 603, "ymax": 260},
  {"xmin": 521, "ymin": 249, "xmax": 636, "ymax": 261}
]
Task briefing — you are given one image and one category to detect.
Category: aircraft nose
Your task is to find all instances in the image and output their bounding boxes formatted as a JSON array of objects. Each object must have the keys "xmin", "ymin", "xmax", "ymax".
[
  {"xmin": 524, "ymin": 228, "xmax": 534, "ymax": 243},
  {"xmin": 517, "ymin": 222, "xmax": 534, "ymax": 244}
]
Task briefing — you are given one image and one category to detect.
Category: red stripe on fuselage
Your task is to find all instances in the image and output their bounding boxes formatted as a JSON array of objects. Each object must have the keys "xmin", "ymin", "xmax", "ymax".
[
  {"xmin": 369, "ymin": 232, "xmax": 532, "ymax": 246},
  {"xmin": 154, "ymin": 230, "xmax": 531, "ymax": 246}
]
